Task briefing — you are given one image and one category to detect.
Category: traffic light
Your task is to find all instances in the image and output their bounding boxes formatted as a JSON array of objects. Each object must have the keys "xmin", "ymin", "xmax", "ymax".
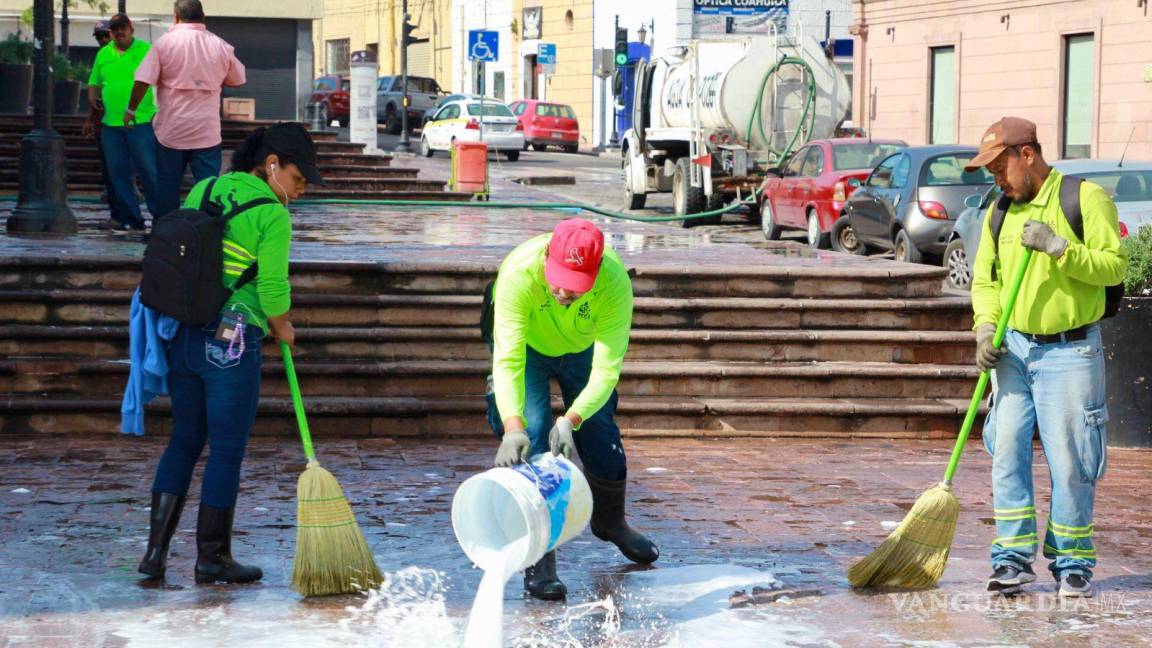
[{"xmin": 614, "ymin": 27, "xmax": 628, "ymax": 67}]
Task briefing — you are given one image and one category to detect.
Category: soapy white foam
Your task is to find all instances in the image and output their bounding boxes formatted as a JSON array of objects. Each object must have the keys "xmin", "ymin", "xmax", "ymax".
[
  {"xmin": 881, "ymin": 520, "xmax": 900, "ymax": 530},
  {"xmin": 11, "ymin": 488, "xmax": 31, "ymax": 493},
  {"xmin": 463, "ymin": 537, "xmax": 530, "ymax": 648}
]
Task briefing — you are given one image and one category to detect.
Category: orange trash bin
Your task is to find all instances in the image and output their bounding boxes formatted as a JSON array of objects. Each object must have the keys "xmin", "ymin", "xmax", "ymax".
[{"xmin": 451, "ymin": 140, "xmax": 489, "ymax": 198}]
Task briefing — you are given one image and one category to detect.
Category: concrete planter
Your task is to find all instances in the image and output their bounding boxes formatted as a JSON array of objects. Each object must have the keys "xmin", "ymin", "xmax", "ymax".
[
  {"xmin": 1101, "ymin": 296, "xmax": 1152, "ymax": 447},
  {"xmin": 53, "ymin": 79, "xmax": 82, "ymax": 115},
  {"xmin": 0, "ymin": 63, "xmax": 32, "ymax": 114}
]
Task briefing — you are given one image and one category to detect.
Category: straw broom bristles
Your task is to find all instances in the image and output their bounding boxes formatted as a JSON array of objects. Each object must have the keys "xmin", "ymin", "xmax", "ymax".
[
  {"xmin": 292, "ymin": 460, "xmax": 383, "ymax": 597},
  {"xmin": 847, "ymin": 482, "xmax": 959, "ymax": 589}
]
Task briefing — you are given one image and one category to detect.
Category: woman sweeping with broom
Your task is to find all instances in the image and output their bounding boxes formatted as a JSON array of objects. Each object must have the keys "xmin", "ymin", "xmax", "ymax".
[{"xmin": 135, "ymin": 123, "xmax": 322, "ymax": 584}]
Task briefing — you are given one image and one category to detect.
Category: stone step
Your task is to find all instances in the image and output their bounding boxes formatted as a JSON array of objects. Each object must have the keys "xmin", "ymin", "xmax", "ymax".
[
  {"xmin": 0, "ymin": 159, "xmax": 416, "ymax": 180},
  {"xmin": 0, "ymin": 134, "xmax": 367, "ymax": 155},
  {"xmin": 0, "ymin": 325, "xmax": 974, "ymax": 364},
  {"xmin": 0, "ymin": 395, "xmax": 983, "ymax": 439},
  {"xmin": 0, "ymin": 357, "xmax": 978, "ymax": 400},
  {"xmin": 0, "ymin": 183, "xmax": 469, "ymax": 201},
  {"xmin": 0, "ymin": 290, "xmax": 973, "ymax": 330},
  {"xmin": 0, "ymin": 144, "xmax": 393, "ymax": 167},
  {"xmin": 0, "ymin": 257, "xmax": 955, "ymax": 300}
]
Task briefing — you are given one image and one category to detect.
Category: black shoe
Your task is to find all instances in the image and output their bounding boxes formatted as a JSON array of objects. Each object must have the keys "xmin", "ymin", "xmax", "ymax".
[
  {"xmin": 586, "ymin": 474, "xmax": 659, "ymax": 564},
  {"xmin": 138, "ymin": 492, "xmax": 187, "ymax": 579},
  {"xmin": 987, "ymin": 563, "xmax": 1036, "ymax": 593},
  {"xmin": 193, "ymin": 505, "xmax": 263, "ymax": 585},
  {"xmin": 523, "ymin": 550, "xmax": 566, "ymax": 601},
  {"xmin": 1058, "ymin": 572, "xmax": 1093, "ymax": 598}
]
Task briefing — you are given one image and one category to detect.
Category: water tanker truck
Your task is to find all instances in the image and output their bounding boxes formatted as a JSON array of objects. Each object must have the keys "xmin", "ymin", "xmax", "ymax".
[{"xmin": 621, "ymin": 32, "xmax": 851, "ymax": 225}]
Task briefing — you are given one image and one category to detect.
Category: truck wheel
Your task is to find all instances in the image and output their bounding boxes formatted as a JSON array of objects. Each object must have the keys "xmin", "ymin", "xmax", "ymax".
[
  {"xmin": 385, "ymin": 107, "xmax": 401, "ymax": 135},
  {"xmin": 623, "ymin": 156, "xmax": 647, "ymax": 210},
  {"xmin": 505, "ymin": 150, "xmax": 520, "ymax": 162},
  {"xmin": 698, "ymin": 191, "xmax": 724, "ymax": 226},
  {"xmin": 673, "ymin": 157, "xmax": 705, "ymax": 227}
]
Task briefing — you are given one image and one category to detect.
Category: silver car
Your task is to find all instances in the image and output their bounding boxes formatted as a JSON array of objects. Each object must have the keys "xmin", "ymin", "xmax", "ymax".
[{"xmin": 944, "ymin": 159, "xmax": 1151, "ymax": 290}]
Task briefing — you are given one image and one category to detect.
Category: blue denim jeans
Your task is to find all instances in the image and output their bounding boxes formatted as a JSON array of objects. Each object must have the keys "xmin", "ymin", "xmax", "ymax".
[
  {"xmin": 93, "ymin": 125, "xmax": 133, "ymax": 224},
  {"xmin": 487, "ymin": 345, "xmax": 628, "ymax": 481},
  {"xmin": 156, "ymin": 141, "xmax": 222, "ymax": 218},
  {"xmin": 100, "ymin": 123, "xmax": 160, "ymax": 227},
  {"xmin": 982, "ymin": 325, "xmax": 1108, "ymax": 579},
  {"xmin": 151, "ymin": 316, "xmax": 263, "ymax": 509}
]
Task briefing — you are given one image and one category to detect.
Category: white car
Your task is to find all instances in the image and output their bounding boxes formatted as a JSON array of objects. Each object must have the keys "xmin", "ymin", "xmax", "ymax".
[{"xmin": 420, "ymin": 99, "xmax": 525, "ymax": 161}]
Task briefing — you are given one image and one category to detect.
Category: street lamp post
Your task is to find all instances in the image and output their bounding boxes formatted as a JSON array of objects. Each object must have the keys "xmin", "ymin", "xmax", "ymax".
[
  {"xmin": 60, "ymin": 0, "xmax": 69, "ymax": 55},
  {"xmin": 7, "ymin": 0, "xmax": 76, "ymax": 234},
  {"xmin": 394, "ymin": 0, "xmax": 413, "ymax": 152}
]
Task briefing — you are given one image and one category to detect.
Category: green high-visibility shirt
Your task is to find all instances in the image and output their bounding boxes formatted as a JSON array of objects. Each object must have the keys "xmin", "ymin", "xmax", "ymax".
[
  {"xmin": 184, "ymin": 172, "xmax": 292, "ymax": 335},
  {"xmin": 492, "ymin": 234, "xmax": 633, "ymax": 425},
  {"xmin": 88, "ymin": 39, "xmax": 157, "ymax": 127},
  {"xmin": 971, "ymin": 169, "xmax": 1127, "ymax": 335}
]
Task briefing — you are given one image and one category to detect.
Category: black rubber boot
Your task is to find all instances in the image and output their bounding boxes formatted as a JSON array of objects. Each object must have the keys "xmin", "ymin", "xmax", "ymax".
[
  {"xmin": 523, "ymin": 550, "xmax": 566, "ymax": 600},
  {"xmin": 586, "ymin": 474, "xmax": 660, "ymax": 564},
  {"xmin": 194, "ymin": 505, "xmax": 263, "ymax": 584},
  {"xmin": 138, "ymin": 492, "xmax": 187, "ymax": 579}
]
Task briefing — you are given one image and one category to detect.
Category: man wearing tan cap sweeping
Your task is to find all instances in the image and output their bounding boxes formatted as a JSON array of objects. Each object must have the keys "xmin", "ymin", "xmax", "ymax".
[{"xmin": 966, "ymin": 117, "xmax": 1126, "ymax": 597}]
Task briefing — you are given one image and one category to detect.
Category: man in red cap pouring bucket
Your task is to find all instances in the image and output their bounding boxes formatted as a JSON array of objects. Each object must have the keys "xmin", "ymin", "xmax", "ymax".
[{"xmin": 484, "ymin": 218, "xmax": 659, "ymax": 600}]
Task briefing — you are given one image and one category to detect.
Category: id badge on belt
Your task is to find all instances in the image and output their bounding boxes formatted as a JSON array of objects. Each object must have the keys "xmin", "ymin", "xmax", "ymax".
[{"xmin": 215, "ymin": 310, "xmax": 247, "ymax": 361}]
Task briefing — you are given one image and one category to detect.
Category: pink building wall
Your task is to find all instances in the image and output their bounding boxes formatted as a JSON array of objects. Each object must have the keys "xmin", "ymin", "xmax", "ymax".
[{"xmin": 851, "ymin": 0, "xmax": 1152, "ymax": 160}]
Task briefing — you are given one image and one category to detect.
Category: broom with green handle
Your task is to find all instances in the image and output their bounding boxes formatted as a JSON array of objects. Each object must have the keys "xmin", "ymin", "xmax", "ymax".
[
  {"xmin": 281, "ymin": 341, "xmax": 383, "ymax": 596},
  {"xmin": 848, "ymin": 248, "xmax": 1033, "ymax": 589}
]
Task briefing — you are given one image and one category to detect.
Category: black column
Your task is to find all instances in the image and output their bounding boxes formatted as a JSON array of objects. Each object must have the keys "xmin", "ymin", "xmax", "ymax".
[
  {"xmin": 7, "ymin": 0, "xmax": 76, "ymax": 234},
  {"xmin": 60, "ymin": 0, "xmax": 70, "ymax": 55}
]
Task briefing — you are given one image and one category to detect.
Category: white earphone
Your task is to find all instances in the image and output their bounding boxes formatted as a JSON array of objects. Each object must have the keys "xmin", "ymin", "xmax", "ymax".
[{"xmin": 268, "ymin": 162, "xmax": 288, "ymax": 202}]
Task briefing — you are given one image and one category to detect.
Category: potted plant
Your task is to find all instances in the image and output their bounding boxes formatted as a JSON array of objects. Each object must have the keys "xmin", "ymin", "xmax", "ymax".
[
  {"xmin": 53, "ymin": 53, "xmax": 83, "ymax": 115},
  {"xmin": 1101, "ymin": 225, "xmax": 1152, "ymax": 447},
  {"xmin": 0, "ymin": 34, "xmax": 33, "ymax": 115}
]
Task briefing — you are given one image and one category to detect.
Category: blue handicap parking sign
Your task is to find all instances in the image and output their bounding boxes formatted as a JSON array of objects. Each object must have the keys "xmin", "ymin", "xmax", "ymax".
[{"xmin": 468, "ymin": 30, "xmax": 499, "ymax": 62}]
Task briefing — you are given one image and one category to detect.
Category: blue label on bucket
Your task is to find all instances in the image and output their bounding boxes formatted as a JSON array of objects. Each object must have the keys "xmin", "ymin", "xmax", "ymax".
[{"xmin": 512, "ymin": 456, "xmax": 572, "ymax": 551}]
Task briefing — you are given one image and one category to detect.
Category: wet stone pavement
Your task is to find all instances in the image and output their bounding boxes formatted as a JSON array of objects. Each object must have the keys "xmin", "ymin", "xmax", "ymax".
[{"xmin": 2, "ymin": 436, "xmax": 1151, "ymax": 647}]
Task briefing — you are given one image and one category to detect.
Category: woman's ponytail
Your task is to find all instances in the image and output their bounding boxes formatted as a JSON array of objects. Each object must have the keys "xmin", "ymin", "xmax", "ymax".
[{"xmin": 230, "ymin": 127, "xmax": 267, "ymax": 173}]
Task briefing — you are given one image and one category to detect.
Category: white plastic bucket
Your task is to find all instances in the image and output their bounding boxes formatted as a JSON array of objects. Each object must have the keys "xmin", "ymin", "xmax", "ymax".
[{"xmin": 452, "ymin": 453, "xmax": 592, "ymax": 579}]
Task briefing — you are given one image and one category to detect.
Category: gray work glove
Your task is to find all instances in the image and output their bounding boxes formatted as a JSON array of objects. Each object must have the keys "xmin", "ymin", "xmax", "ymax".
[
  {"xmin": 548, "ymin": 417, "xmax": 576, "ymax": 460},
  {"xmin": 1021, "ymin": 220, "xmax": 1068, "ymax": 258},
  {"xmin": 494, "ymin": 430, "xmax": 531, "ymax": 467},
  {"xmin": 975, "ymin": 323, "xmax": 1005, "ymax": 372}
]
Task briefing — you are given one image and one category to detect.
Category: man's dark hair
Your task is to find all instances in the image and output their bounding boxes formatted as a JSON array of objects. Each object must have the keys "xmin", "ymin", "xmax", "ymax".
[{"xmin": 174, "ymin": 0, "xmax": 205, "ymax": 22}]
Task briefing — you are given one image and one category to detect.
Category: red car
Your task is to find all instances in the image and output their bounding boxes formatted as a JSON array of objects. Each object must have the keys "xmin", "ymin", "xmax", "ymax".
[
  {"xmin": 508, "ymin": 100, "xmax": 580, "ymax": 153},
  {"xmin": 759, "ymin": 138, "xmax": 908, "ymax": 248},
  {"xmin": 310, "ymin": 75, "xmax": 350, "ymax": 127}
]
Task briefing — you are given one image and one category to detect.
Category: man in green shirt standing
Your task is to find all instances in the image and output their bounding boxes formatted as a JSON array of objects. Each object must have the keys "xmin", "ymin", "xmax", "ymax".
[
  {"xmin": 488, "ymin": 219, "xmax": 659, "ymax": 600},
  {"xmin": 88, "ymin": 13, "xmax": 159, "ymax": 232},
  {"xmin": 967, "ymin": 117, "xmax": 1127, "ymax": 598}
]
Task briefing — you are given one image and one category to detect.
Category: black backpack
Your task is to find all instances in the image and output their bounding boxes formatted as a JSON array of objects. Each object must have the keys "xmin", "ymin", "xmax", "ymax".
[
  {"xmin": 140, "ymin": 178, "xmax": 277, "ymax": 324},
  {"xmin": 989, "ymin": 175, "xmax": 1125, "ymax": 319}
]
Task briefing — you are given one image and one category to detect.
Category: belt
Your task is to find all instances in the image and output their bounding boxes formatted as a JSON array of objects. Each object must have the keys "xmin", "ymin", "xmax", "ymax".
[{"xmin": 1022, "ymin": 325, "xmax": 1090, "ymax": 344}]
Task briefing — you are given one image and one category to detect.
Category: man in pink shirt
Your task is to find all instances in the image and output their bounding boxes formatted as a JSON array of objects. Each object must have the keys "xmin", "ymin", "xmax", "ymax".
[{"xmin": 126, "ymin": 0, "xmax": 246, "ymax": 217}]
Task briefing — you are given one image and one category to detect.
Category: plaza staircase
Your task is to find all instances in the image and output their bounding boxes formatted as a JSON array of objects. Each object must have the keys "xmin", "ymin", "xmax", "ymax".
[
  {"xmin": 0, "ymin": 115, "xmax": 471, "ymax": 202},
  {"xmin": 0, "ymin": 254, "xmax": 979, "ymax": 440}
]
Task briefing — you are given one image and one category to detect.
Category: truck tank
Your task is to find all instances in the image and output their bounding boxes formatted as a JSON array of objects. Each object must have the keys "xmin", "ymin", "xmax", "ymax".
[{"xmin": 650, "ymin": 35, "xmax": 850, "ymax": 160}]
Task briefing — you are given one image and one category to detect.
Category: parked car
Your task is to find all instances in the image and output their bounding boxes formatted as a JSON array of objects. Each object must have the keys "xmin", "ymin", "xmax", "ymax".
[
  {"xmin": 310, "ymin": 75, "xmax": 349, "ymax": 127},
  {"xmin": 377, "ymin": 75, "xmax": 443, "ymax": 134},
  {"xmin": 419, "ymin": 99, "xmax": 525, "ymax": 161},
  {"xmin": 423, "ymin": 93, "xmax": 483, "ymax": 126},
  {"xmin": 839, "ymin": 145, "xmax": 994, "ymax": 262},
  {"xmin": 943, "ymin": 159, "xmax": 1148, "ymax": 290},
  {"xmin": 758, "ymin": 138, "xmax": 907, "ymax": 248},
  {"xmin": 508, "ymin": 99, "xmax": 581, "ymax": 153}
]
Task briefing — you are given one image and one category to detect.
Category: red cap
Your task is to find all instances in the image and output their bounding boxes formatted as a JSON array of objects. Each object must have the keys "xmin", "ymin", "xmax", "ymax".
[{"xmin": 545, "ymin": 219, "xmax": 605, "ymax": 293}]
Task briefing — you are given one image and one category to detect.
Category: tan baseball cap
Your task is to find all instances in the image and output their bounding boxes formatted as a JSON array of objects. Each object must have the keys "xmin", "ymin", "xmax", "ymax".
[{"xmin": 963, "ymin": 116, "xmax": 1038, "ymax": 172}]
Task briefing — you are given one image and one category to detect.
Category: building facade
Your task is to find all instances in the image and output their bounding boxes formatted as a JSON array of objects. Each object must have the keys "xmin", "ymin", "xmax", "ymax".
[
  {"xmin": 314, "ymin": 0, "xmax": 455, "ymax": 89},
  {"xmin": 0, "ymin": 0, "xmax": 321, "ymax": 121},
  {"xmin": 852, "ymin": 0, "xmax": 1152, "ymax": 159}
]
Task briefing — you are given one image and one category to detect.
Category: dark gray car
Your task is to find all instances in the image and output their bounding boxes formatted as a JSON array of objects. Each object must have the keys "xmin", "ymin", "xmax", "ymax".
[{"xmin": 843, "ymin": 145, "xmax": 993, "ymax": 263}]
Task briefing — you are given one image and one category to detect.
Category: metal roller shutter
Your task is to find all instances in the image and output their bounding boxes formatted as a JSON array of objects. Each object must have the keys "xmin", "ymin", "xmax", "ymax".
[
  {"xmin": 408, "ymin": 41, "xmax": 431, "ymax": 78},
  {"xmin": 205, "ymin": 17, "xmax": 298, "ymax": 121}
]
